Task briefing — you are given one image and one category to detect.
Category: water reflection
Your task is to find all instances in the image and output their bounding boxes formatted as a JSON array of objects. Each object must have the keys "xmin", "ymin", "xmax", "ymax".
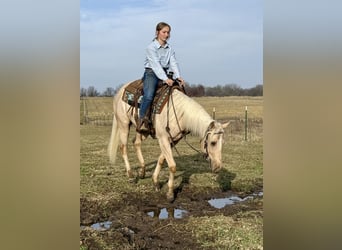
[
  {"xmin": 146, "ymin": 207, "xmax": 188, "ymax": 219},
  {"xmin": 208, "ymin": 191, "xmax": 263, "ymax": 209},
  {"xmin": 80, "ymin": 221, "xmax": 112, "ymax": 231}
]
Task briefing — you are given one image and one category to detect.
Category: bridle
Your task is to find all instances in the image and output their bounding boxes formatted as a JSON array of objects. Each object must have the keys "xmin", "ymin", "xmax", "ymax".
[
  {"xmin": 164, "ymin": 85, "xmax": 224, "ymax": 160},
  {"xmin": 202, "ymin": 126, "xmax": 224, "ymax": 160}
]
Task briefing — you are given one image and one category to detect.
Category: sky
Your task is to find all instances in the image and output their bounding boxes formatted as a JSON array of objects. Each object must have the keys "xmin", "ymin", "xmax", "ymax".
[{"xmin": 80, "ymin": 0, "xmax": 263, "ymax": 92}]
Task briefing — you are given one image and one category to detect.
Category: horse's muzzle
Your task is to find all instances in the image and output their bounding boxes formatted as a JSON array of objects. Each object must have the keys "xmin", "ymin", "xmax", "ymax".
[{"xmin": 209, "ymin": 159, "xmax": 222, "ymax": 173}]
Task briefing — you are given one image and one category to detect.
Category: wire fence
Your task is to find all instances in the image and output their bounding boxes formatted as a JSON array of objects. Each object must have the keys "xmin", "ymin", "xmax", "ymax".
[
  {"xmin": 223, "ymin": 117, "xmax": 263, "ymax": 142},
  {"xmin": 81, "ymin": 112, "xmax": 114, "ymax": 126},
  {"xmin": 80, "ymin": 97, "xmax": 114, "ymax": 126},
  {"xmin": 80, "ymin": 97, "xmax": 263, "ymax": 141}
]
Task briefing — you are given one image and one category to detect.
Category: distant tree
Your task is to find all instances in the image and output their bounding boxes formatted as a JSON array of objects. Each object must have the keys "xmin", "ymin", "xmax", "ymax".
[
  {"xmin": 113, "ymin": 84, "xmax": 124, "ymax": 95},
  {"xmin": 196, "ymin": 84, "xmax": 205, "ymax": 97},
  {"xmin": 80, "ymin": 87, "xmax": 87, "ymax": 97},
  {"xmin": 102, "ymin": 87, "xmax": 115, "ymax": 97},
  {"xmin": 87, "ymin": 86, "xmax": 99, "ymax": 97},
  {"xmin": 222, "ymin": 83, "xmax": 243, "ymax": 96},
  {"xmin": 97, "ymin": 83, "xmax": 263, "ymax": 97},
  {"xmin": 246, "ymin": 84, "xmax": 263, "ymax": 96},
  {"xmin": 185, "ymin": 83, "xmax": 205, "ymax": 97},
  {"xmin": 205, "ymin": 85, "xmax": 223, "ymax": 96},
  {"xmin": 204, "ymin": 83, "xmax": 263, "ymax": 96}
]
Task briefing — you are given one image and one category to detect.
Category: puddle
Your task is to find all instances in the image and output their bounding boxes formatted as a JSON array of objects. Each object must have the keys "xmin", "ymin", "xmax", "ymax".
[
  {"xmin": 146, "ymin": 207, "xmax": 188, "ymax": 219},
  {"xmin": 80, "ymin": 221, "xmax": 112, "ymax": 231},
  {"xmin": 208, "ymin": 191, "xmax": 263, "ymax": 209}
]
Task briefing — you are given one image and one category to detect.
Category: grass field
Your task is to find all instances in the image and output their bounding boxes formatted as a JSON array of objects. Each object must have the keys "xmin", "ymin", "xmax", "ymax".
[{"xmin": 80, "ymin": 96, "xmax": 263, "ymax": 249}]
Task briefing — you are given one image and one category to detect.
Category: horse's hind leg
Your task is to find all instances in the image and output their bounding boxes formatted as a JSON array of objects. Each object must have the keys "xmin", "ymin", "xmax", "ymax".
[
  {"xmin": 118, "ymin": 124, "xmax": 134, "ymax": 179},
  {"xmin": 133, "ymin": 133, "xmax": 145, "ymax": 178}
]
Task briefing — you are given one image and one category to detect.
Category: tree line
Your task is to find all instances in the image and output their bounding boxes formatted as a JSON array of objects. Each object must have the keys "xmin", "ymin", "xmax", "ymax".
[{"xmin": 80, "ymin": 83, "xmax": 263, "ymax": 97}]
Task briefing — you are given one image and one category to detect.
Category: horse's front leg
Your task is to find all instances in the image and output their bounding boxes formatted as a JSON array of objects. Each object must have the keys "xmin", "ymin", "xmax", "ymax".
[
  {"xmin": 152, "ymin": 153, "xmax": 165, "ymax": 191},
  {"xmin": 158, "ymin": 137, "xmax": 177, "ymax": 202},
  {"xmin": 133, "ymin": 133, "xmax": 145, "ymax": 178}
]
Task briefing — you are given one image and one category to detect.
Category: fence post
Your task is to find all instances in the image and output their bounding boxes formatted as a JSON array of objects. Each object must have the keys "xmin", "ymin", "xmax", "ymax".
[
  {"xmin": 212, "ymin": 107, "xmax": 216, "ymax": 119},
  {"xmin": 83, "ymin": 98, "xmax": 88, "ymax": 124},
  {"xmin": 245, "ymin": 106, "xmax": 248, "ymax": 141}
]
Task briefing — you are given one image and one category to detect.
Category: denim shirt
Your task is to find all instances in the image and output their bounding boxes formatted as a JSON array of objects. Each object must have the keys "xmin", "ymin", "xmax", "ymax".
[{"xmin": 144, "ymin": 39, "xmax": 181, "ymax": 81}]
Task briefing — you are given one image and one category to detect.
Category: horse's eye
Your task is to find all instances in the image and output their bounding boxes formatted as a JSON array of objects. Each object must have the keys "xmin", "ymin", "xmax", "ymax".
[{"xmin": 211, "ymin": 141, "xmax": 217, "ymax": 147}]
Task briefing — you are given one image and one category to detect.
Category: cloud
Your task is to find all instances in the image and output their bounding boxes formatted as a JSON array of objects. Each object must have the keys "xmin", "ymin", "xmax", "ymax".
[{"xmin": 81, "ymin": 0, "xmax": 262, "ymax": 91}]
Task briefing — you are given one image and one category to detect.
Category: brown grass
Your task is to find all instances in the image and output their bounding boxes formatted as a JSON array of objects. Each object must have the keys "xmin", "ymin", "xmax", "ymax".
[{"xmin": 80, "ymin": 96, "xmax": 263, "ymax": 249}]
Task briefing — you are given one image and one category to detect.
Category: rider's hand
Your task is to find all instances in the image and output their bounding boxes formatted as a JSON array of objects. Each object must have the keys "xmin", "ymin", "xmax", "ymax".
[
  {"xmin": 164, "ymin": 78, "xmax": 174, "ymax": 86},
  {"xmin": 177, "ymin": 77, "xmax": 185, "ymax": 86}
]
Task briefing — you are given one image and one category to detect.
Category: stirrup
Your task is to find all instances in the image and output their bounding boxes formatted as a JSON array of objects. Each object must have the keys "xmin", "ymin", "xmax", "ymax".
[{"xmin": 136, "ymin": 118, "xmax": 149, "ymax": 134}]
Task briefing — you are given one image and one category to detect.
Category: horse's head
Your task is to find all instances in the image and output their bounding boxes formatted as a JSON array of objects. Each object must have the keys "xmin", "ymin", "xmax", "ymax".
[{"xmin": 201, "ymin": 121, "xmax": 230, "ymax": 172}]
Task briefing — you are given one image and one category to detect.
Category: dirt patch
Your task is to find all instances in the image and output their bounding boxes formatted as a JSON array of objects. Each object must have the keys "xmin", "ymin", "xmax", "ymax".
[{"xmin": 80, "ymin": 185, "xmax": 263, "ymax": 249}]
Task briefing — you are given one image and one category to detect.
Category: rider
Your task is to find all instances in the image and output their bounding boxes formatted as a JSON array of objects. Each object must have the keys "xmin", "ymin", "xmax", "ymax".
[{"xmin": 137, "ymin": 22, "xmax": 185, "ymax": 133}]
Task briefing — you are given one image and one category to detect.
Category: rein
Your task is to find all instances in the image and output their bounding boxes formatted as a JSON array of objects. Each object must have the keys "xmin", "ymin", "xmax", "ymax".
[
  {"xmin": 165, "ymin": 86, "xmax": 184, "ymax": 156},
  {"xmin": 165, "ymin": 84, "xmax": 212, "ymax": 158}
]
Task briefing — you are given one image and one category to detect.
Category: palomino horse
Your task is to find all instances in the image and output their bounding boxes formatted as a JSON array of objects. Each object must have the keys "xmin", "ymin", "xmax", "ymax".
[{"xmin": 108, "ymin": 81, "xmax": 230, "ymax": 202}]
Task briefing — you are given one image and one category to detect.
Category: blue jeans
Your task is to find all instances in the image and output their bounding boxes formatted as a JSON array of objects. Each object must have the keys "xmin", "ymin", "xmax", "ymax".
[{"xmin": 139, "ymin": 68, "xmax": 159, "ymax": 118}]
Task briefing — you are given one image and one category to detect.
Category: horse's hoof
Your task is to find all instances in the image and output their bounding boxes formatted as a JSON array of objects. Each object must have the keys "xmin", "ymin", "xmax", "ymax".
[
  {"xmin": 127, "ymin": 170, "xmax": 134, "ymax": 179},
  {"xmin": 153, "ymin": 182, "xmax": 161, "ymax": 192},
  {"xmin": 128, "ymin": 177, "xmax": 136, "ymax": 183},
  {"xmin": 166, "ymin": 192, "xmax": 175, "ymax": 203},
  {"xmin": 139, "ymin": 170, "xmax": 145, "ymax": 179}
]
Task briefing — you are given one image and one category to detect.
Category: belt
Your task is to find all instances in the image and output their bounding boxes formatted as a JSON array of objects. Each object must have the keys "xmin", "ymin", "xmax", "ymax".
[{"xmin": 145, "ymin": 67, "xmax": 169, "ymax": 72}]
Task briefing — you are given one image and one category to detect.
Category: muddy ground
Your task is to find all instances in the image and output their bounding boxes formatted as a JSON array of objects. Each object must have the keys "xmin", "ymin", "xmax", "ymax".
[{"xmin": 80, "ymin": 184, "xmax": 263, "ymax": 249}]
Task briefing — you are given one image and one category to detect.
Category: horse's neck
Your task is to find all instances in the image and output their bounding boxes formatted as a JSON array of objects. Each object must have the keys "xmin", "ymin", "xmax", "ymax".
[
  {"xmin": 185, "ymin": 110, "xmax": 213, "ymax": 138},
  {"xmin": 174, "ymin": 91, "xmax": 214, "ymax": 138}
]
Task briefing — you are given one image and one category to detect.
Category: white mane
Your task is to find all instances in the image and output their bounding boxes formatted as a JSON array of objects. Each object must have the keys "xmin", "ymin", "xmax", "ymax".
[{"xmin": 172, "ymin": 90, "xmax": 214, "ymax": 138}]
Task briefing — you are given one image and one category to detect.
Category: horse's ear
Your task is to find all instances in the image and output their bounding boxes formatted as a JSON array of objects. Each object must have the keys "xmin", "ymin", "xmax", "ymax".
[
  {"xmin": 208, "ymin": 121, "xmax": 215, "ymax": 129},
  {"xmin": 221, "ymin": 121, "xmax": 231, "ymax": 129}
]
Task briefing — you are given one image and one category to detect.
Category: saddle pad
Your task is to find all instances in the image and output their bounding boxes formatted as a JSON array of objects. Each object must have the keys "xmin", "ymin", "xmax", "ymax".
[
  {"xmin": 125, "ymin": 79, "xmax": 143, "ymax": 93},
  {"xmin": 122, "ymin": 79, "xmax": 143, "ymax": 106},
  {"xmin": 152, "ymin": 84, "xmax": 182, "ymax": 114},
  {"xmin": 122, "ymin": 79, "xmax": 184, "ymax": 114}
]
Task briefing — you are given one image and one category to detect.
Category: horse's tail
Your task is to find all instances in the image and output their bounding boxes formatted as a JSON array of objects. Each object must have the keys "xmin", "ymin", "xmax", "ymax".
[{"xmin": 108, "ymin": 104, "xmax": 120, "ymax": 164}]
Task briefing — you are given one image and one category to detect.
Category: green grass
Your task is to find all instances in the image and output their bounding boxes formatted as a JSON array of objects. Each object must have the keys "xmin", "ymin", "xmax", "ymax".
[
  {"xmin": 193, "ymin": 96, "xmax": 263, "ymax": 120},
  {"xmin": 80, "ymin": 95, "xmax": 263, "ymax": 196},
  {"xmin": 80, "ymin": 96, "xmax": 263, "ymax": 249},
  {"xmin": 184, "ymin": 211, "xmax": 263, "ymax": 249}
]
